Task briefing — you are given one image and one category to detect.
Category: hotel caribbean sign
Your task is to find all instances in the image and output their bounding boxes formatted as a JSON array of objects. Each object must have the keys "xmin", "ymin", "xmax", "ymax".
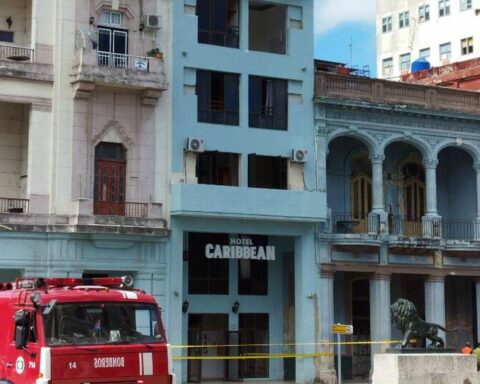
[{"xmin": 205, "ymin": 237, "xmax": 275, "ymax": 260}]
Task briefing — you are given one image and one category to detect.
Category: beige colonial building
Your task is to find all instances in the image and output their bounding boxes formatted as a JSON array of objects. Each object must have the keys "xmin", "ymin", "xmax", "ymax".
[{"xmin": 0, "ymin": 0, "xmax": 170, "ymax": 302}]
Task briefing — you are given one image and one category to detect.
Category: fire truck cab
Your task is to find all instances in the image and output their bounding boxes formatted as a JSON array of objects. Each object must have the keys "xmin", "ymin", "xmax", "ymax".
[{"xmin": 0, "ymin": 276, "xmax": 174, "ymax": 384}]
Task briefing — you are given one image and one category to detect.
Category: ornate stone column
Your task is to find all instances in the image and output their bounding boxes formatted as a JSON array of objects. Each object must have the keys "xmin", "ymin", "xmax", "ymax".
[
  {"xmin": 370, "ymin": 273, "xmax": 391, "ymax": 357},
  {"xmin": 370, "ymin": 153, "xmax": 386, "ymax": 233},
  {"xmin": 425, "ymin": 275, "xmax": 446, "ymax": 342},
  {"xmin": 476, "ymin": 278, "xmax": 480, "ymax": 343},
  {"xmin": 423, "ymin": 157, "xmax": 439, "ymax": 217},
  {"xmin": 423, "ymin": 157, "xmax": 441, "ymax": 238}
]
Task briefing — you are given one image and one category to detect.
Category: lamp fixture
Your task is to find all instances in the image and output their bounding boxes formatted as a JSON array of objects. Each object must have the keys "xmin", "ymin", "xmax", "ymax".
[
  {"xmin": 182, "ymin": 300, "xmax": 189, "ymax": 313},
  {"xmin": 6, "ymin": 16, "xmax": 12, "ymax": 29},
  {"xmin": 232, "ymin": 301, "xmax": 240, "ymax": 313},
  {"xmin": 139, "ymin": 22, "xmax": 145, "ymax": 32},
  {"xmin": 89, "ymin": 16, "xmax": 95, "ymax": 25}
]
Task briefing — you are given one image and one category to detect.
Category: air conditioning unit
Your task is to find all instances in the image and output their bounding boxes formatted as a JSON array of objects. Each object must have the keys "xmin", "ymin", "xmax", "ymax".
[
  {"xmin": 186, "ymin": 137, "xmax": 205, "ymax": 153},
  {"xmin": 291, "ymin": 149, "xmax": 308, "ymax": 163},
  {"xmin": 145, "ymin": 14, "xmax": 162, "ymax": 29}
]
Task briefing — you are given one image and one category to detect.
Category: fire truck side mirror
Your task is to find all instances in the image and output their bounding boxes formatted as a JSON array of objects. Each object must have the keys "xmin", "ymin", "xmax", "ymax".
[{"xmin": 14, "ymin": 311, "xmax": 28, "ymax": 350}]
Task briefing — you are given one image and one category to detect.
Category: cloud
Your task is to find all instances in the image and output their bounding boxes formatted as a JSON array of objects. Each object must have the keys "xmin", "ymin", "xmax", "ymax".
[{"xmin": 315, "ymin": 0, "xmax": 376, "ymax": 35}]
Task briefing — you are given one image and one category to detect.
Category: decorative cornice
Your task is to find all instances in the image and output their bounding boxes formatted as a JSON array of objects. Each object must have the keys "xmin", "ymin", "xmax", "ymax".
[
  {"xmin": 419, "ymin": 135, "xmax": 444, "ymax": 149},
  {"xmin": 92, "ymin": 120, "xmax": 135, "ymax": 148},
  {"xmin": 367, "ymin": 130, "xmax": 393, "ymax": 145}
]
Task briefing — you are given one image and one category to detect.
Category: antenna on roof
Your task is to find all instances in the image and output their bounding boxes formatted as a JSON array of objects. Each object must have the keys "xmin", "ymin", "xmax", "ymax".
[{"xmin": 347, "ymin": 36, "xmax": 353, "ymax": 68}]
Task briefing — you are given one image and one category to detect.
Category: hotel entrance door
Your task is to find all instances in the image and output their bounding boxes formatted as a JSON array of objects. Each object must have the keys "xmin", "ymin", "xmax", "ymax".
[{"xmin": 188, "ymin": 314, "xmax": 229, "ymax": 382}]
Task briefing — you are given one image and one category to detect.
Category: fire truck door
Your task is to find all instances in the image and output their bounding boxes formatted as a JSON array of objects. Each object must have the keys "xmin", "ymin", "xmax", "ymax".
[{"xmin": 7, "ymin": 310, "xmax": 41, "ymax": 383}]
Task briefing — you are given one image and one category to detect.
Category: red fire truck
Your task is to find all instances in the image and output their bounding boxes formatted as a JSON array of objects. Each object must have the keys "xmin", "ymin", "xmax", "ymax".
[{"xmin": 0, "ymin": 276, "xmax": 174, "ymax": 383}]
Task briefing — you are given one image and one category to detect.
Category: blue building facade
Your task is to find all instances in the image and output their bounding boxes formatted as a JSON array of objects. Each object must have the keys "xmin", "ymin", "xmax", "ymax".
[
  {"xmin": 163, "ymin": 1, "xmax": 326, "ymax": 382},
  {"xmin": 315, "ymin": 69, "xmax": 480, "ymax": 381}
]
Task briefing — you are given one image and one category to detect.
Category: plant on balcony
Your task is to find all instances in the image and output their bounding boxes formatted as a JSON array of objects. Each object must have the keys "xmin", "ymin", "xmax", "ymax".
[{"xmin": 146, "ymin": 48, "xmax": 163, "ymax": 60}]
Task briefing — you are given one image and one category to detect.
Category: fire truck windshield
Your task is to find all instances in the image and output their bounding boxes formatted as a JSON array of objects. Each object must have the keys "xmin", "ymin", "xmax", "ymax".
[{"xmin": 43, "ymin": 302, "xmax": 165, "ymax": 346}]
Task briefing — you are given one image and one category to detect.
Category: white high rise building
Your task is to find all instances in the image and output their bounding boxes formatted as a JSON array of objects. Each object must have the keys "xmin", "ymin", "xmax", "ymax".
[{"xmin": 376, "ymin": 0, "xmax": 480, "ymax": 79}]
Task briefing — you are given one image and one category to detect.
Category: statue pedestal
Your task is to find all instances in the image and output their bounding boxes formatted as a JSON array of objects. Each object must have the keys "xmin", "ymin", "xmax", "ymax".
[{"xmin": 372, "ymin": 353, "xmax": 478, "ymax": 384}]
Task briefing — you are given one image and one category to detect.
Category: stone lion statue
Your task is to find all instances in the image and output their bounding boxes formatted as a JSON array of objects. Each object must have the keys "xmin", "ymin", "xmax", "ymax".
[{"xmin": 391, "ymin": 298, "xmax": 454, "ymax": 349}]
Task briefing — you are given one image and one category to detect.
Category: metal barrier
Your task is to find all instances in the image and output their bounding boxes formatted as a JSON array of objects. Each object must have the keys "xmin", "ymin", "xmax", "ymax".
[
  {"xmin": 331, "ymin": 213, "xmax": 379, "ymax": 234},
  {"xmin": 96, "ymin": 51, "xmax": 150, "ymax": 71}
]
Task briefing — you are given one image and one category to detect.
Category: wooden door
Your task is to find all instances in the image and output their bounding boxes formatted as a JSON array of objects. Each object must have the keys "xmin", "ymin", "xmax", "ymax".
[{"xmin": 404, "ymin": 178, "xmax": 424, "ymax": 236}]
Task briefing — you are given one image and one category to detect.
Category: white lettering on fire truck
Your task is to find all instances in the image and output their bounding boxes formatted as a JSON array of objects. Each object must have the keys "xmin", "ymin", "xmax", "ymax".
[{"xmin": 94, "ymin": 357, "xmax": 125, "ymax": 368}]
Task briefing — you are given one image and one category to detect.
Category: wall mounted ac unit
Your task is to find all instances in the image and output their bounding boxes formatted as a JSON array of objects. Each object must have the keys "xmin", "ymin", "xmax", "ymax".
[
  {"xmin": 145, "ymin": 14, "xmax": 162, "ymax": 29},
  {"xmin": 291, "ymin": 149, "xmax": 308, "ymax": 163},
  {"xmin": 186, "ymin": 137, "xmax": 205, "ymax": 152}
]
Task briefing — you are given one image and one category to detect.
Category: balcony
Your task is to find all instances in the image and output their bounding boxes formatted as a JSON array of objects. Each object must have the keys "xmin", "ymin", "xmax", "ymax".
[
  {"xmin": 0, "ymin": 198, "xmax": 29, "ymax": 214},
  {"xmin": 0, "ymin": 43, "xmax": 53, "ymax": 82},
  {"xmin": 71, "ymin": 46, "xmax": 167, "ymax": 103},
  {"xmin": 331, "ymin": 213, "xmax": 380, "ymax": 235},
  {"xmin": 315, "ymin": 71, "xmax": 480, "ymax": 115},
  {"xmin": 170, "ymin": 183, "xmax": 325, "ymax": 222}
]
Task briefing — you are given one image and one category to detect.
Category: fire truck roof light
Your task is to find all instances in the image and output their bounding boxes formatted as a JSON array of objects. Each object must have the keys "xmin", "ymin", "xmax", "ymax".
[{"xmin": 15, "ymin": 276, "xmax": 134, "ymax": 289}]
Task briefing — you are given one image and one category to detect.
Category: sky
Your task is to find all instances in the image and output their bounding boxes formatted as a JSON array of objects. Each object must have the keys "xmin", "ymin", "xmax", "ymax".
[{"xmin": 314, "ymin": 0, "xmax": 377, "ymax": 77}]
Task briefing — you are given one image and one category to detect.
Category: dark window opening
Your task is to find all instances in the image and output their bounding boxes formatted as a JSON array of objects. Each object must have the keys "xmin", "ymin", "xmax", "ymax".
[
  {"xmin": 249, "ymin": 1, "xmax": 286, "ymax": 54},
  {"xmin": 197, "ymin": 0, "xmax": 239, "ymax": 48},
  {"xmin": 197, "ymin": 151, "xmax": 240, "ymax": 186},
  {"xmin": 249, "ymin": 76, "xmax": 287, "ymax": 130},
  {"xmin": 197, "ymin": 70, "xmax": 239, "ymax": 125},
  {"xmin": 238, "ymin": 235, "xmax": 268, "ymax": 295},
  {"xmin": 93, "ymin": 142, "xmax": 127, "ymax": 216},
  {"xmin": 188, "ymin": 232, "xmax": 229, "ymax": 295},
  {"xmin": 0, "ymin": 31, "xmax": 14, "ymax": 43},
  {"xmin": 248, "ymin": 154, "xmax": 287, "ymax": 190}
]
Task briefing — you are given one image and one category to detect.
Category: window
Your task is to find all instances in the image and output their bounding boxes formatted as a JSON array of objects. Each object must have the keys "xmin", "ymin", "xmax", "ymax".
[
  {"xmin": 0, "ymin": 31, "xmax": 14, "ymax": 43},
  {"xmin": 439, "ymin": 0, "xmax": 450, "ymax": 16},
  {"xmin": 399, "ymin": 53, "xmax": 411, "ymax": 71},
  {"xmin": 249, "ymin": 1, "xmax": 286, "ymax": 54},
  {"xmin": 97, "ymin": 27, "xmax": 128, "ymax": 67},
  {"xmin": 461, "ymin": 37, "xmax": 474, "ymax": 55},
  {"xmin": 460, "ymin": 0, "xmax": 472, "ymax": 10},
  {"xmin": 382, "ymin": 57, "xmax": 393, "ymax": 76},
  {"xmin": 197, "ymin": 70, "xmax": 239, "ymax": 125},
  {"xmin": 248, "ymin": 155, "xmax": 287, "ymax": 190},
  {"xmin": 419, "ymin": 47, "xmax": 431, "ymax": 59},
  {"xmin": 93, "ymin": 142, "xmax": 127, "ymax": 216},
  {"xmin": 249, "ymin": 76, "xmax": 287, "ymax": 130},
  {"xmin": 399, "ymin": 11, "xmax": 409, "ymax": 28},
  {"xmin": 402, "ymin": 162, "xmax": 425, "ymax": 236},
  {"xmin": 382, "ymin": 16, "xmax": 392, "ymax": 33},
  {"xmin": 439, "ymin": 42, "xmax": 451, "ymax": 60},
  {"xmin": 197, "ymin": 0, "xmax": 239, "ymax": 48},
  {"xmin": 100, "ymin": 11, "xmax": 122, "ymax": 27},
  {"xmin": 419, "ymin": 5, "xmax": 430, "ymax": 22},
  {"xmin": 196, "ymin": 151, "xmax": 239, "ymax": 186},
  {"xmin": 188, "ymin": 232, "xmax": 229, "ymax": 294},
  {"xmin": 238, "ymin": 235, "xmax": 268, "ymax": 295}
]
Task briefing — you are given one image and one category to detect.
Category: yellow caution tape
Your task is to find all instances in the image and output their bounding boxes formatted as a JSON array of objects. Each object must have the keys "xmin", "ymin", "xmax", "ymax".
[
  {"xmin": 173, "ymin": 352, "xmax": 335, "ymax": 361},
  {"xmin": 171, "ymin": 340, "xmax": 402, "ymax": 349}
]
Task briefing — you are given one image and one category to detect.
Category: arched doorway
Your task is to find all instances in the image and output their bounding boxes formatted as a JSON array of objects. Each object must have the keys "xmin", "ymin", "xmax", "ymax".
[
  {"xmin": 93, "ymin": 142, "xmax": 127, "ymax": 215},
  {"xmin": 402, "ymin": 160, "xmax": 425, "ymax": 236}
]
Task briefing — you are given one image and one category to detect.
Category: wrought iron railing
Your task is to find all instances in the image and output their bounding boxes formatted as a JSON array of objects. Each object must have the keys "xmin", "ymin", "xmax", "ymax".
[
  {"xmin": 0, "ymin": 43, "xmax": 34, "ymax": 62},
  {"xmin": 0, "ymin": 198, "xmax": 29, "ymax": 213},
  {"xmin": 96, "ymin": 51, "xmax": 151, "ymax": 71},
  {"xmin": 442, "ymin": 219, "xmax": 477, "ymax": 240},
  {"xmin": 331, "ymin": 213, "xmax": 379, "ymax": 234},
  {"xmin": 388, "ymin": 215, "xmax": 423, "ymax": 237},
  {"xmin": 94, "ymin": 201, "xmax": 148, "ymax": 217}
]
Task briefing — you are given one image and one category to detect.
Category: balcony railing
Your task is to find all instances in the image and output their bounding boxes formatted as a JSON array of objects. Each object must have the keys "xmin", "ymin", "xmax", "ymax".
[
  {"xmin": 331, "ymin": 213, "xmax": 380, "ymax": 234},
  {"xmin": 389, "ymin": 216, "xmax": 423, "ymax": 237},
  {"xmin": 96, "ymin": 51, "xmax": 151, "ymax": 71},
  {"xmin": 0, "ymin": 43, "xmax": 34, "ymax": 62},
  {"xmin": 315, "ymin": 71, "xmax": 480, "ymax": 115},
  {"xmin": 94, "ymin": 201, "xmax": 148, "ymax": 217},
  {"xmin": 0, "ymin": 198, "xmax": 29, "ymax": 213},
  {"xmin": 443, "ymin": 219, "xmax": 477, "ymax": 240}
]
